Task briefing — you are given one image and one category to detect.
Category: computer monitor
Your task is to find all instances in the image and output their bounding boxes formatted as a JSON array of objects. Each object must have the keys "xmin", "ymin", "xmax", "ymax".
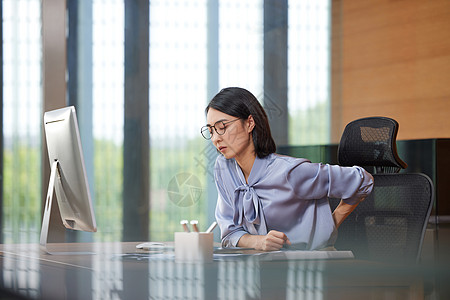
[{"xmin": 40, "ymin": 106, "xmax": 97, "ymax": 254}]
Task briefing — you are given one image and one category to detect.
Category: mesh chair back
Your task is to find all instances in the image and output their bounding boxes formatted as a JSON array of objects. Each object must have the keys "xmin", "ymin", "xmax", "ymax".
[
  {"xmin": 338, "ymin": 117, "xmax": 407, "ymax": 173},
  {"xmin": 330, "ymin": 173, "xmax": 434, "ymax": 263}
]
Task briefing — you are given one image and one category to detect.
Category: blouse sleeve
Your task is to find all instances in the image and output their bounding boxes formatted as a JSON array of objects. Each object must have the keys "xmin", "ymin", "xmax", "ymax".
[
  {"xmin": 214, "ymin": 160, "xmax": 248, "ymax": 247},
  {"xmin": 286, "ymin": 161, "xmax": 374, "ymax": 205}
]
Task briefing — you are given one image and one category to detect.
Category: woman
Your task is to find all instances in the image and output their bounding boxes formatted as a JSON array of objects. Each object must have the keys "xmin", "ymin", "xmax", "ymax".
[{"xmin": 201, "ymin": 87, "xmax": 373, "ymax": 251}]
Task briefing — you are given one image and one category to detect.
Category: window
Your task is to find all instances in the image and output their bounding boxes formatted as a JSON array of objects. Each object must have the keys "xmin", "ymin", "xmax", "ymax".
[
  {"xmin": 2, "ymin": 0, "xmax": 332, "ymax": 244},
  {"xmin": 288, "ymin": 0, "xmax": 331, "ymax": 145},
  {"xmin": 2, "ymin": 0, "xmax": 42, "ymax": 244},
  {"xmin": 2, "ymin": 0, "xmax": 41, "ymax": 296},
  {"xmin": 149, "ymin": 0, "xmax": 209, "ymax": 240},
  {"xmin": 92, "ymin": 0, "xmax": 124, "ymax": 242}
]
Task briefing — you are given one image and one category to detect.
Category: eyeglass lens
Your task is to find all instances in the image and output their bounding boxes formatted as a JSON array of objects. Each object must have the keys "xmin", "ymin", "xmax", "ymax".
[{"xmin": 201, "ymin": 121, "xmax": 227, "ymax": 139}]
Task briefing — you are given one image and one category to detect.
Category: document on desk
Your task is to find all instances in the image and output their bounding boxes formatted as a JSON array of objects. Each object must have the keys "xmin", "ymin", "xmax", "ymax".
[
  {"xmin": 214, "ymin": 247, "xmax": 254, "ymax": 254},
  {"xmin": 259, "ymin": 250, "xmax": 354, "ymax": 261},
  {"xmin": 213, "ymin": 250, "xmax": 354, "ymax": 261}
]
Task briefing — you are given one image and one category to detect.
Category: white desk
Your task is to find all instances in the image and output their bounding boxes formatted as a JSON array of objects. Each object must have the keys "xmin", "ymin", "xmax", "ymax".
[{"xmin": 0, "ymin": 242, "xmax": 442, "ymax": 300}]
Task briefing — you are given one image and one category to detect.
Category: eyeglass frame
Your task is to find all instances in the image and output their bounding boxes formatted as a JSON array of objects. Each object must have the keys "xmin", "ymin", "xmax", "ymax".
[{"xmin": 200, "ymin": 118, "xmax": 240, "ymax": 140}]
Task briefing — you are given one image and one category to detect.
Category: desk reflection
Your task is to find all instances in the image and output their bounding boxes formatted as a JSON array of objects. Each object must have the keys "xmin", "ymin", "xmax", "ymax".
[
  {"xmin": 217, "ymin": 258, "xmax": 260, "ymax": 299},
  {"xmin": 0, "ymin": 242, "xmax": 447, "ymax": 300},
  {"xmin": 286, "ymin": 260, "xmax": 325, "ymax": 299},
  {"xmin": 2, "ymin": 244, "xmax": 41, "ymax": 299}
]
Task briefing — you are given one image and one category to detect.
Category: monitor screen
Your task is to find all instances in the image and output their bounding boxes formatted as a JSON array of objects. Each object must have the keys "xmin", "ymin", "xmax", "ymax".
[{"xmin": 40, "ymin": 106, "xmax": 97, "ymax": 251}]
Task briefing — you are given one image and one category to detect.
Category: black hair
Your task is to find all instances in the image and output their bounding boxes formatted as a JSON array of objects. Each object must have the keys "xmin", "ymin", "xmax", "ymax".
[{"xmin": 205, "ymin": 87, "xmax": 276, "ymax": 158}]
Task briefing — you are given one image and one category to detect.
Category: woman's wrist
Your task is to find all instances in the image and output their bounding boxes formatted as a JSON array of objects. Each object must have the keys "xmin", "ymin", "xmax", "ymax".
[
  {"xmin": 237, "ymin": 233, "xmax": 260, "ymax": 249},
  {"xmin": 333, "ymin": 200, "xmax": 358, "ymax": 228}
]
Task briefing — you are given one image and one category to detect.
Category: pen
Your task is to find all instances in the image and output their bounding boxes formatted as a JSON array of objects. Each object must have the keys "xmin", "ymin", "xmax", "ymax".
[
  {"xmin": 180, "ymin": 220, "xmax": 190, "ymax": 232},
  {"xmin": 205, "ymin": 221, "xmax": 217, "ymax": 233},
  {"xmin": 190, "ymin": 220, "xmax": 199, "ymax": 232}
]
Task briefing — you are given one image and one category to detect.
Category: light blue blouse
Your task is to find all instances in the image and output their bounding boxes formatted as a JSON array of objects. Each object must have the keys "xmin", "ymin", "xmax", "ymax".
[{"xmin": 214, "ymin": 153, "xmax": 374, "ymax": 250}]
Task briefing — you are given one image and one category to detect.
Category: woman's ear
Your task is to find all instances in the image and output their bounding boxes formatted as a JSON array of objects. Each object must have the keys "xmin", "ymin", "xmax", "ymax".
[{"xmin": 247, "ymin": 115, "xmax": 256, "ymax": 133}]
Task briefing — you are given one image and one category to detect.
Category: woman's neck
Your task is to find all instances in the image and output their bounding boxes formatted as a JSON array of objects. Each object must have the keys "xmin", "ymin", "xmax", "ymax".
[{"xmin": 235, "ymin": 147, "xmax": 256, "ymax": 183}]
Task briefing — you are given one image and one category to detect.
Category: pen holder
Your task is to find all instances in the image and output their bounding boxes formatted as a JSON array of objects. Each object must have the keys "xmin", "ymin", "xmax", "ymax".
[{"xmin": 174, "ymin": 232, "xmax": 213, "ymax": 263}]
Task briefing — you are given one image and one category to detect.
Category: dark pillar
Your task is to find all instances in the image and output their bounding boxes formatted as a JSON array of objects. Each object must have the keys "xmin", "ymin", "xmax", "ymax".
[
  {"xmin": 67, "ymin": 0, "xmax": 78, "ymax": 109},
  {"xmin": 264, "ymin": 0, "xmax": 288, "ymax": 146},
  {"xmin": 122, "ymin": 0, "xmax": 150, "ymax": 242}
]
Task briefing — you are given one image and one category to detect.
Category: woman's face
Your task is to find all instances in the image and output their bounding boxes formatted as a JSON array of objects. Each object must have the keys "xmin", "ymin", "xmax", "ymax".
[{"xmin": 206, "ymin": 108, "xmax": 255, "ymax": 160}]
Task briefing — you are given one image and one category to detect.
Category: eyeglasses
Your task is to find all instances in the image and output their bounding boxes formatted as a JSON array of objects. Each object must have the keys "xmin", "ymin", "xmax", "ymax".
[{"xmin": 200, "ymin": 118, "xmax": 240, "ymax": 140}]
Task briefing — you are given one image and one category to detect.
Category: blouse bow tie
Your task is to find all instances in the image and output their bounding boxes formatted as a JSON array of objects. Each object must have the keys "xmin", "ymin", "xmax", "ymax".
[{"xmin": 234, "ymin": 185, "xmax": 267, "ymax": 235}]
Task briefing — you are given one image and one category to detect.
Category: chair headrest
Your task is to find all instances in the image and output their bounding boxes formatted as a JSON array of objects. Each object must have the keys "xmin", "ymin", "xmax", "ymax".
[{"xmin": 338, "ymin": 117, "xmax": 407, "ymax": 173}]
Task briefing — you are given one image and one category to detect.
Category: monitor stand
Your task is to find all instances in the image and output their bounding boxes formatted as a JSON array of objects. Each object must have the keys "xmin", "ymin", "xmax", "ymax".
[{"xmin": 40, "ymin": 160, "xmax": 95, "ymax": 255}]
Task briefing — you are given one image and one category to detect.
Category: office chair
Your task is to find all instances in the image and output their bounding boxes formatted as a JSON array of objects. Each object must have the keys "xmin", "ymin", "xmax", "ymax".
[{"xmin": 331, "ymin": 117, "xmax": 434, "ymax": 263}]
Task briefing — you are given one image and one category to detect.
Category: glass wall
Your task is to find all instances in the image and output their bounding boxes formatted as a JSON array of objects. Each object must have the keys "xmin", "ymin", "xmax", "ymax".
[
  {"xmin": 92, "ymin": 0, "xmax": 124, "ymax": 242},
  {"xmin": 149, "ymin": 0, "xmax": 209, "ymax": 240},
  {"xmin": 288, "ymin": 0, "xmax": 331, "ymax": 145},
  {"xmin": 218, "ymin": 0, "xmax": 263, "ymax": 92},
  {"xmin": 2, "ymin": 0, "xmax": 42, "ymax": 244},
  {"xmin": 2, "ymin": 0, "xmax": 331, "ymax": 243}
]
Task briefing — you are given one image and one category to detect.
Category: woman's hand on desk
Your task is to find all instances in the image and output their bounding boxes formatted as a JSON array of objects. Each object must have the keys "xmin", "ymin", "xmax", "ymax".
[{"xmin": 238, "ymin": 230, "xmax": 291, "ymax": 251}]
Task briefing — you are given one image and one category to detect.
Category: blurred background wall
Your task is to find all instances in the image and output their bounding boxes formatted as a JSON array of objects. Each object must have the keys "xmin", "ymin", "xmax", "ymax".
[{"xmin": 331, "ymin": 0, "xmax": 450, "ymax": 142}]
